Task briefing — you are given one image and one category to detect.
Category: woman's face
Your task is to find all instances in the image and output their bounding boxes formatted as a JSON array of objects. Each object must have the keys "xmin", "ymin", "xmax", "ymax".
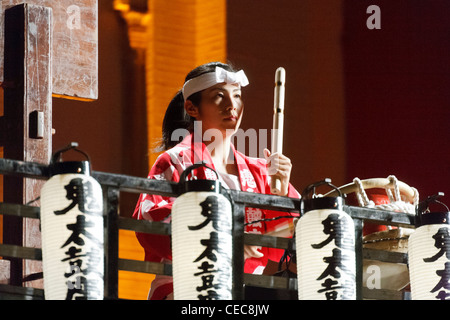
[{"xmin": 193, "ymin": 82, "xmax": 244, "ymax": 136}]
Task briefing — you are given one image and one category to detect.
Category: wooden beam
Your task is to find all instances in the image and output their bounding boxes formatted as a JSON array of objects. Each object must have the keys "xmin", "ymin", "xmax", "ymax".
[{"xmin": 0, "ymin": 0, "xmax": 98, "ymax": 100}]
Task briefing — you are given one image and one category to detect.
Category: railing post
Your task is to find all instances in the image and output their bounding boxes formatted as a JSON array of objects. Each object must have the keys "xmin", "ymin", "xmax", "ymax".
[
  {"xmin": 232, "ymin": 202, "xmax": 245, "ymax": 300},
  {"xmin": 103, "ymin": 187, "xmax": 120, "ymax": 299},
  {"xmin": 353, "ymin": 218, "xmax": 364, "ymax": 300}
]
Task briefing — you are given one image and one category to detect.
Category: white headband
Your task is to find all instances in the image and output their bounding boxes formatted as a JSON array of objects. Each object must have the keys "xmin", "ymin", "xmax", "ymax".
[{"xmin": 182, "ymin": 66, "xmax": 249, "ymax": 101}]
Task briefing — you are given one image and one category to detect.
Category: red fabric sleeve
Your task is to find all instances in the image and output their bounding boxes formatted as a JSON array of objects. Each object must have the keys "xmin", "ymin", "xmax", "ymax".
[
  {"xmin": 133, "ymin": 196, "xmax": 172, "ymax": 262},
  {"xmin": 132, "ymin": 153, "xmax": 179, "ymax": 262}
]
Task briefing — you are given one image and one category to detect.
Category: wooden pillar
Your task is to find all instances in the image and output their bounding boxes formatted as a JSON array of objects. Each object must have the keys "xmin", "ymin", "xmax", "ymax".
[
  {"xmin": 1, "ymin": 4, "xmax": 52, "ymax": 287},
  {"xmin": 0, "ymin": 1, "xmax": 98, "ymax": 289},
  {"xmin": 146, "ymin": 0, "xmax": 227, "ymax": 167}
]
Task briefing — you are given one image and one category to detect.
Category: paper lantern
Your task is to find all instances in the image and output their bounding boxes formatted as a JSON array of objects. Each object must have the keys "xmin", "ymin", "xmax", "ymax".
[
  {"xmin": 171, "ymin": 163, "xmax": 233, "ymax": 300},
  {"xmin": 40, "ymin": 143, "xmax": 104, "ymax": 300},
  {"xmin": 408, "ymin": 193, "xmax": 450, "ymax": 300},
  {"xmin": 296, "ymin": 179, "xmax": 356, "ymax": 300}
]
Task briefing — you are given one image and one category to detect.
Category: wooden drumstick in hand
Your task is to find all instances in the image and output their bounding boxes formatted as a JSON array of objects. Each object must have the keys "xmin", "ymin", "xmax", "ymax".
[{"xmin": 270, "ymin": 67, "xmax": 285, "ymax": 195}]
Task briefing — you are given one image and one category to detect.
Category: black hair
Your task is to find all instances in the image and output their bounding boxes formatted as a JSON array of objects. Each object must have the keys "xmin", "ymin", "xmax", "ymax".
[{"xmin": 158, "ymin": 61, "xmax": 237, "ymax": 151}]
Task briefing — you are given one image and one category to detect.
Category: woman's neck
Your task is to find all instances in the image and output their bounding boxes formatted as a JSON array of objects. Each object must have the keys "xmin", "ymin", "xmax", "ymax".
[{"xmin": 204, "ymin": 134, "xmax": 238, "ymax": 175}]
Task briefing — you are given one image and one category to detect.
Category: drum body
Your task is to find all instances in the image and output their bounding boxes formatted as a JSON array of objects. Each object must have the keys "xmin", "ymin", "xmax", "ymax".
[
  {"xmin": 346, "ymin": 188, "xmax": 390, "ymax": 235},
  {"xmin": 362, "ymin": 228, "xmax": 412, "ymax": 292}
]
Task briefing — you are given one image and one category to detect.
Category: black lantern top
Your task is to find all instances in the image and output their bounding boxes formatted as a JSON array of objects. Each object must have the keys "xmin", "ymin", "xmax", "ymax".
[
  {"xmin": 415, "ymin": 192, "xmax": 450, "ymax": 227},
  {"xmin": 177, "ymin": 162, "xmax": 222, "ymax": 195},
  {"xmin": 49, "ymin": 142, "xmax": 91, "ymax": 176},
  {"xmin": 300, "ymin": 178, "xmax": 345, "ymax": 215}
]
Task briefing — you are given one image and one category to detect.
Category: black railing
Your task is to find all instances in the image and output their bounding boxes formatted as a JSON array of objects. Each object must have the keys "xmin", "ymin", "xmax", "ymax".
[{"xmin": 0, "ymin": 158, "xmax": 414, "ymax": 300}]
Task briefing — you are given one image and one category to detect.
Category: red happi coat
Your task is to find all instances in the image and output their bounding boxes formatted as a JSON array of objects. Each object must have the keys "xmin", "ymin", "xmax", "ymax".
[{"xmin": 133, "ymin": 133, "xmax": 300, "ymax": 298}]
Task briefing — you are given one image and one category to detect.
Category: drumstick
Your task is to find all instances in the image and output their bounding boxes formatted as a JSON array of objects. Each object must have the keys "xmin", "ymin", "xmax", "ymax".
[{"xmin": 270, "ymin": 67, "xmax": 286, "ymax": 194}]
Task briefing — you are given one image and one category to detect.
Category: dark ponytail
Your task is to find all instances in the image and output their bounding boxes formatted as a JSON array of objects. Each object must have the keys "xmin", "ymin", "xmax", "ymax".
[
  {"xmin": 158, "ymin": 61, "xmax": 237, "ymax": 151},
  {"xmin": 159, "ymin": 90, "xmax": 191, "ymax": 151}
]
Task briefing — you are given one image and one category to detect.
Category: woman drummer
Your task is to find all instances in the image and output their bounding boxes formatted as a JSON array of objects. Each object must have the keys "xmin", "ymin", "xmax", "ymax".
[{"xmin": 133, "ymin": 61, "xmax": 300, "ymax": 299}]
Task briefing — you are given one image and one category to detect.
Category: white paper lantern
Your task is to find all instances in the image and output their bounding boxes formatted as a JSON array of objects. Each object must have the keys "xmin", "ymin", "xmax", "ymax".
[
  {"xmin": 171, "ymin": 164, "xmax": 233, "ymax": 300},
  {"xmin": 40, "ymin": 143, "xmax": 104, "ymax": 300},
  {"xmin": 408, "ymin": 193, "xmax": 450, "ymax": 300},
  {"xmin": 296, "ymin": 179, "xmax": 356, "ymax": 300}
]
